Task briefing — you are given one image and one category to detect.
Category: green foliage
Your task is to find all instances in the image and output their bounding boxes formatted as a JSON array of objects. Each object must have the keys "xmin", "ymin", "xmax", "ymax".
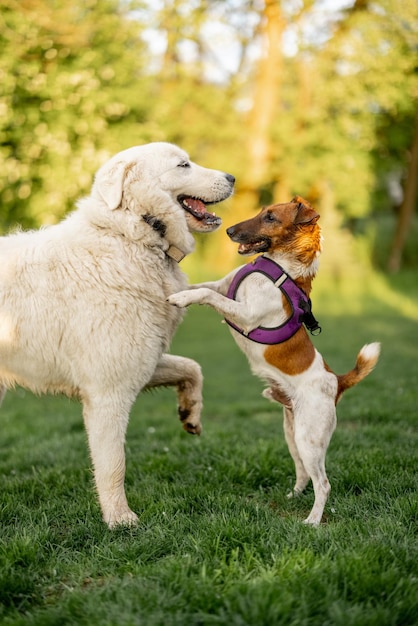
[
  {"xmin": 0, "ymin": 0, "xmax": 417, "ymax": 269},
  {"xmin": 0, "ymin": 270, "xmax": 417, "ymax": 624},
  {"xmin": 265, "ymin": 0, "xmax": 418, "ymax": 220},
  {"xmin": 330, "ymin": 0, "xmax": 418, "ymax": 218},
  {"xmin": 0, "ymin": 0, "xmax": 151, "ymax": 228}
]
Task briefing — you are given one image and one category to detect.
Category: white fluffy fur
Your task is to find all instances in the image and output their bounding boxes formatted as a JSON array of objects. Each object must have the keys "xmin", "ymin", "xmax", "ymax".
[{"xmin": 0, "ymin": 142, "xmax": 234, "ymax": 527}]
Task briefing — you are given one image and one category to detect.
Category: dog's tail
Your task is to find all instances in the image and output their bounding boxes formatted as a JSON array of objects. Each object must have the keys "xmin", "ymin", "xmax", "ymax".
[{"xmin": 336, "ymin": 342, "xmax": 381, "ymax": 403}]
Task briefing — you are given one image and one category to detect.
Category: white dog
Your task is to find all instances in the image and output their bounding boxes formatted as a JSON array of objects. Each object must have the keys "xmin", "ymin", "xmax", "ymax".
[{"xmin": 0, "ymin": 142, "xmax": 234, "ymax": 527}]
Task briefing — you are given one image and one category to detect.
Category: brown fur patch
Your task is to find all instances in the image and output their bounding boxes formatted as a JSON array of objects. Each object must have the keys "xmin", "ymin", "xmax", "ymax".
[{"xmin": 264, "ymin": 327, "xmax": 316, "ymax": 375}]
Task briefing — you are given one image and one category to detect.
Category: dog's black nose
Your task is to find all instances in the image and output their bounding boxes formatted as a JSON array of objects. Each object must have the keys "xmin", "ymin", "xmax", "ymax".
[
  {"xmin": 226, "ymin": 225, "xmax": 236, "ymax": 238},
  {"xmin": 225, "ymin": 173, "xmax": 235, "ymax": 185}
]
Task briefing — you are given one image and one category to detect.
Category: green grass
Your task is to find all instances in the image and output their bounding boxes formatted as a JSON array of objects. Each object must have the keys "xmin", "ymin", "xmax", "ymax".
[{"xmin": 0, "ymin": 269, "xmax": 417, "ymax": 625}]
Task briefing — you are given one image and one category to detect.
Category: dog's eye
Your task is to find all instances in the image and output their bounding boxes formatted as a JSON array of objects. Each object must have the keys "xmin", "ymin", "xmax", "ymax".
[
  {"xmin": 263, "ymin": 212, "xmax": 276, "ymax": 223},
  {"xmin": 178, "ymin": 162, "xmax": 191, "ymax": 168}
]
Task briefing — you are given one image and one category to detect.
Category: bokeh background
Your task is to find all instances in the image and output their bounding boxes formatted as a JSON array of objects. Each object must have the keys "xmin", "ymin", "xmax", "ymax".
[{"xmin": 1, "ymin": 0, "xmax": 417, "ymax": 282}]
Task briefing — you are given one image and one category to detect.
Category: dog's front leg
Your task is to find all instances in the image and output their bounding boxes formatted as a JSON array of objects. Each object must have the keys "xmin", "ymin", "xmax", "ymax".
[
  {"xmin": 145, "ymin": 354, "xmax": 203, "ymax": 435},
  {"xmin": 82, "ymin": 393, "xmax": 138, "ymax": 528},
  {"xmin": 187, "ymin": 268, "xmax": 239, "ymax": 296},
  {"xmin": 168, "ymin": 288, "xmax": 261, "ymax": 335}
]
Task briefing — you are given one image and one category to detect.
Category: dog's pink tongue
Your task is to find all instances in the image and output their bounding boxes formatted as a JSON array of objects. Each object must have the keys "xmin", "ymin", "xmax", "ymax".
[{"xmin": 184, "ymin": 198, "xmax": 206, "ymax": 215}]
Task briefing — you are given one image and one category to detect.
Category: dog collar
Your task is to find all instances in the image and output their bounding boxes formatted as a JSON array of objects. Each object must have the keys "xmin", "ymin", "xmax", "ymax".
[
  {"xmin": 225, "ymin": 255, "xmax": 321, "ymax": 344},
  {"xmin": 166, "ymin": 245, "xmax": 186, "ymax": 263},
  {"xmin": 142, "ymin": 214, "xmax": 186, "ymax": 263}
]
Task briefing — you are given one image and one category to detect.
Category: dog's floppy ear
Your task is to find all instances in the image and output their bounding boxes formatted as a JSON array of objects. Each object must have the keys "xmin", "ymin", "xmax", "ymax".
[
  {"xmin": 291, "ymin": 196, "xmax": 320, "ymax": 225},
  {"xmin": 93, "ymin": 159, "xmax": 133, "ymax": 210}
]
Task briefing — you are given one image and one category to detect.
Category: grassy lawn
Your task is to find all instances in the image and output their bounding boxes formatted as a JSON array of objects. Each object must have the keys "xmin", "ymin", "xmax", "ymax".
[{"xmin": 0, "ymin": 269, "xmax": 417, "ymax": 625}]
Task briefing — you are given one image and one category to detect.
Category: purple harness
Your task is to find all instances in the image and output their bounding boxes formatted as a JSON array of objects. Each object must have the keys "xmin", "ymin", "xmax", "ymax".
[{"xmin": 225, "ymin": 255, "xmax": 321, "ymax": 345}]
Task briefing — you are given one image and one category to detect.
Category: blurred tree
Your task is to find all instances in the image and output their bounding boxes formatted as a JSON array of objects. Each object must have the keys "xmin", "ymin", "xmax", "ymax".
[
  {"xmin": 0, "ymin": 0, "xmax": 150, "ymax": 229},
  {"xmin": 320, "ymin": 0, "xmax": 418, "ymax": 270},
  {"xmin": 227, "ymin": 0, "xmax": 418, "ymax": 274},
  {"xmin": 140, "ymin": 0, "xmax": 248, "ymax": 273},
  {"xmin": 1, "ymin": 0, "xmax": 416, "ymax": 272},
  {"xmin": 387, "ymin": 112, "xmax": 418, "ymax": 272},
  {"xmin": 243, "ymin": 0, "xmax": 285, "ymax": 203}
]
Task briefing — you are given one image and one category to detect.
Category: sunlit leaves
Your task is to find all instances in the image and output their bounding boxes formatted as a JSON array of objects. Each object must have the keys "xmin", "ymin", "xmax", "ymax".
[
  {"xmin": 0, "ymin": 0, "xmax": 149, "ymax": 228},
  {"xmin": 0, "ymin": 0, "xmax": 415, "ymax": 262}
]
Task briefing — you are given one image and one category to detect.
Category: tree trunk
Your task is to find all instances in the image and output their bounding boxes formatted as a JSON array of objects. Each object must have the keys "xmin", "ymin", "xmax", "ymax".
[
  {"xmin": 387, "ymin": 112, "xmax": 418, "ymax": 273},
  {"xmin": 214, "ymin": 1, "xmax": 286, "ymax": 273},
  {"xmin": 241, "ymin": 0, "xmax": 285, "ymax": 209}
]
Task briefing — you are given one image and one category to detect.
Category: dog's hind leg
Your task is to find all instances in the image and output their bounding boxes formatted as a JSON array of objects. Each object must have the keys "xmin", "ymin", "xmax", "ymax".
[
  {"xmin": 262, "ymin": 389, "xmax": 310, "ymax": 497},
  {"xmin": 145, "ymin": 354, "xmax": 203, "ymax": 435},
  {"xmin": 293, "ymin": 400, "xmax": 336, "ymax": 526},
  {"xmin": 282, "ymin": 406, "xmax": 310, "ymax": 498},
  {"xmin": 82, "ymin": 392, "xmax": 138, "ymax": 529}
]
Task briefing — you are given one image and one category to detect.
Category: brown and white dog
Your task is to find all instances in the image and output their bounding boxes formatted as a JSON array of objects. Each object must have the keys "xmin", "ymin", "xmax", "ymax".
[{"xmin": 168, "ymin": 196, "xmax": 380, "ymax": 525}]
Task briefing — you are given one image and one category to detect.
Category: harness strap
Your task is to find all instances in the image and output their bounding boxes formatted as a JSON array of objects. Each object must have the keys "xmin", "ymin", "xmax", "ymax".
[{"xmin": 225, "ymin": 256, "xmax": 321, "ymax": 345}]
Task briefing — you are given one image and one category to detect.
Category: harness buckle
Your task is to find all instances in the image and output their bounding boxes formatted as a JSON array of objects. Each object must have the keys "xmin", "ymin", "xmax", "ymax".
[
  {"xmin": 274, "ymin": 274, "xmax": 287, "ymax": 288},
  {"xmin": 298, "ymin": 298, "xmax": 322, "ymax": 336}
]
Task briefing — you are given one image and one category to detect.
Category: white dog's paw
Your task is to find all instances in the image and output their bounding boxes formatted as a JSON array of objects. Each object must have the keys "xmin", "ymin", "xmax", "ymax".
[
  {"xmin": 181, "ymin": 414, "xmax": 202, "ymax": 435},
  {"xmin": 302, "ymin": 515, "xmax": 321, "ymax": 527},
  {"xmin": 105, "ymin": 508, "xmax": 139, "ymax": 529},
  {"xmin": 286, "ymin": 489, "xmax": 302, "ymax": 500},
  {"xmin": 177, "ymin": 386, "xmax": 203, "ymax": 436},
  {"xmin": 167, "ymin": 291, "xmax": 194, "ymax": 308}
]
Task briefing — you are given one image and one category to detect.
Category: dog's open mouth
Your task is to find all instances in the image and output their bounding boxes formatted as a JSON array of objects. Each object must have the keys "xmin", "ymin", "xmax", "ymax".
[
  {"xmin": 178, "ymin": 195, "xmax": 222, "ymax": 232},
  {"xmin": 236, "ymin": 239, "xmax": 271, "ymax": 255}
]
